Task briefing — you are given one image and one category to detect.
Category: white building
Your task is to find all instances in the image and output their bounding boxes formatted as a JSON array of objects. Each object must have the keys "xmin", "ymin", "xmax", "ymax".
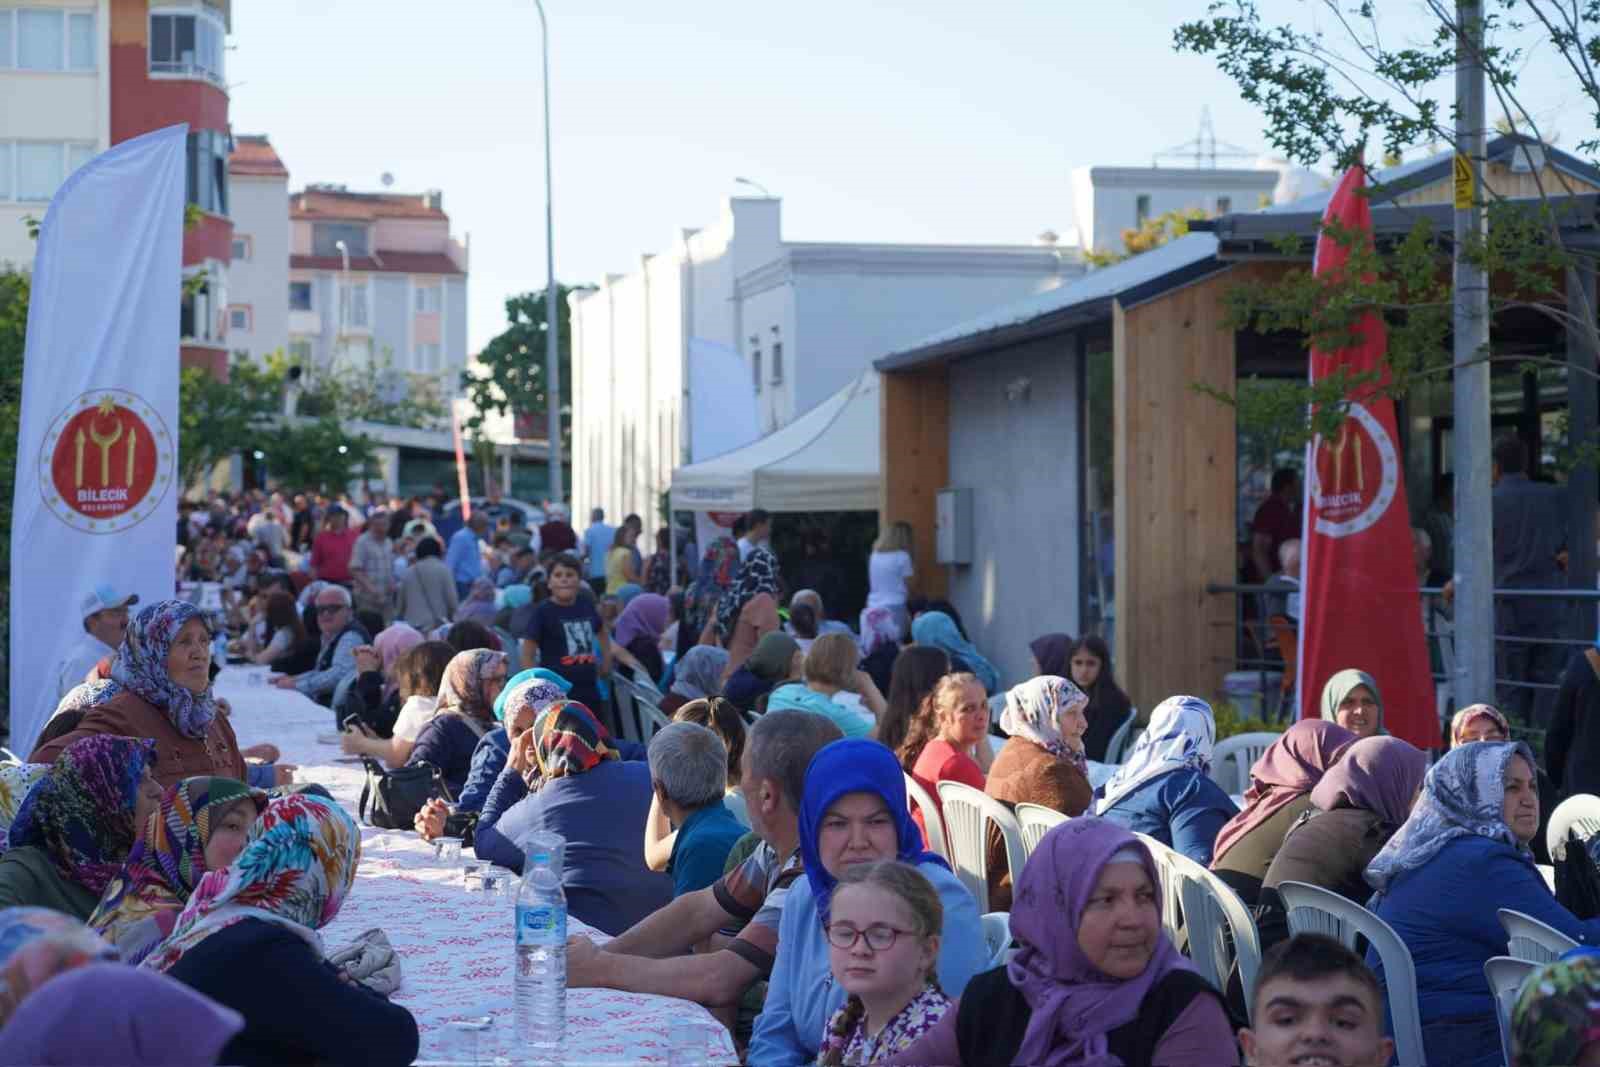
[
  {"xmin": 225, "ymin": 134, "xmax": 289, "ymax": 363},
  {"xmin": 1070, "ymin": 165, "xmax": 1280, "ymax": 258},
  {"xmin": 571, "ymin": 196, "xmax": 1078, "ymax": 529}
]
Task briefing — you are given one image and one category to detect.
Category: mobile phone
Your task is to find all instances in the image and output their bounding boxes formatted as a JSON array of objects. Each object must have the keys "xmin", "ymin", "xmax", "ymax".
[{"xmin": 340, "ymin": 714, "xmax": 373, "ymax": 736}]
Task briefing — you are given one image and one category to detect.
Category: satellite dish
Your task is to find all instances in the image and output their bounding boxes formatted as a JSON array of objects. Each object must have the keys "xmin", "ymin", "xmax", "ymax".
[{"xmin": 380, "ymin": 172, "xmax": 395, "ymax": 188}]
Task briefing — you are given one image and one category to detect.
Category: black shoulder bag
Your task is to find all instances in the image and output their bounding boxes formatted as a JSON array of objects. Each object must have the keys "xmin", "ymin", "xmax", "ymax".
[{"xmin": 358, "ymin": 756, "xmax": 453, "ymax": 830}]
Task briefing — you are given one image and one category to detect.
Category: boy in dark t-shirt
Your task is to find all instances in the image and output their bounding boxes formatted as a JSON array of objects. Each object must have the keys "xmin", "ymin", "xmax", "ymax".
[{"xmin": 519, "ymin": 552, "xmax": 615, "ymax": 731}]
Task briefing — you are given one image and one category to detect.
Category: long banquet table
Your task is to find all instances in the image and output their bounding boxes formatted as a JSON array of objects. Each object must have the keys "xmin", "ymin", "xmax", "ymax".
[{"xmin": 216, "ymin": 666, "xmax": 737, "ymax": 1066}]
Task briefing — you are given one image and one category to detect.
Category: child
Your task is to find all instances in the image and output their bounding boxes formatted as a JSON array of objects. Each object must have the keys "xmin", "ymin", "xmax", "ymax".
[
  {"xmin": 1239, "ymin": 933, "xmax": 1394, "ymax": 1067},
  {"xmin": 818, "ymin": 861, "xmax": 952, "ymax": 1065},
  {"xmin": 516, "ymin": 552, "xmax": 613, "ymax": 732}
]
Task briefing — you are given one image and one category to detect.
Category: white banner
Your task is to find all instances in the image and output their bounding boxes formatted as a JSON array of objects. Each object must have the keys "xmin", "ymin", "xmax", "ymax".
[{"xmin": 9, "ymin": 125, "xmax": 187, "ymax": 754}]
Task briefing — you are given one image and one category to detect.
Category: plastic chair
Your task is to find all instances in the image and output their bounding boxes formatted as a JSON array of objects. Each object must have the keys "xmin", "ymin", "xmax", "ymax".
[
  {"xmin": 1015, "ymin": 803, "xmax": 1068, "ymax": 858},
  {"xmin": 611, "ymin": 676, "xmax": 641, "ymax": 743},
  {"xmin": 1278, "ymin": 881, "xmax": 1427, "ymax": 1067},
  {"xmin": 903, "ymin": 773, "xmax": 949, "ymax": 861},
  {"xmin": 1485, "ymin": 955, "xmax": 1537, "ymax": 1067},
  {"xmin": 1103, "ymin": 708, "xmax": 1138, "ymax": 764},
  {"xmin": 1547, "ymin": 793, "xmax": 1600, "ymax": 861},
  {"xmin": 1165, "ymin": 850, "xmax": 1264, "ymax": 1021},
  {"xmin": 980, "ymin": 911, "xmax": 1013, "ymax": 967},
  {"xmin": 1498, "ymin": 907, "xmax": 1578, "ymax": 963},
  {"xmin": 937, "ymin": 780, "xmax": 1027, "ymax": 914},
  {"xmin": 1133, "ymin": 834, "xmax": 1186, "ymax": 944},
  {"xmin": 1210, "ymin": 731, "xmax": 1282, "ymax": 796}
]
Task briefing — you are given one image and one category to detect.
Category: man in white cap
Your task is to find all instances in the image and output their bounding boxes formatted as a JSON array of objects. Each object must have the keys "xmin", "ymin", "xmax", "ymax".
[{"xmin": 53, "ymin": 585, "xmax": 139, "ymax": 701}]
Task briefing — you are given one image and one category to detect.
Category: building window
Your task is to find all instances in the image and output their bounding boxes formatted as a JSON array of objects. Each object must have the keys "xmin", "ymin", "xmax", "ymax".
[
  {"xmin": 288, "ymin": 281, "xmax": 313, "ymax": 311},
  {"xmin": 750, "ymin": 337, "xmax": 762, "ymax": 394},
  {"xmin": 414, "ymin": 284, "xmax": 441, "ymax": 313},
  {"xmin": 288, "ymin": 339, "xmax": 312, "ymax": 366},
  {"xmin": 0, "ymin": 140, "xmax": 96, "ymax": 202},
  {"xmin": 414, "ymin": 342, "xmax": 441, "ymax": 372},
  {"xmin": 313, "ymin": 222, "xmax": 368, "ymax": 258},
  {"xmin": 228, "ymin": 306, "xmax": 250, "ymax": 331},
  {"xmin": 149, "ymin": 9, "xmax": 224, "ymax": 85},
  {"xmin": 185, "ymin": 129, "xmax": 229, "ymax": 215},
  {"xmin": 231, "ymin": 235, "xmax": 250, "ymax": 261},
  {"xmin": 771, "ymin": 342, "xmax": 783, "ymax": 384},
  {"xmin": 1216, "ymin": 196, "xmax": 1232, "ymax": 215},
  {"xmin": 67, "ymin": 142, "xmax": 93, "ymax": 173},
  {"xmin": 340, "ymin": 281, "xmax": 369, "ymax": 329},
  {"xmin": 181, "ymin": 274, "xmax": 212, "ymax": 342},
  {"xmin": 0, "ymin": 144, "xmax": 10, "ymax": 200},
  {"xmin": 1135, "ymin": 194, "xmax": 1151, "ymax": 225}
]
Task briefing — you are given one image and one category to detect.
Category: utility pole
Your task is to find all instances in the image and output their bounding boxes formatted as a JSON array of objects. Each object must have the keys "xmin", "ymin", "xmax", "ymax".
[
  {"xmin": 1452, "ymin": 0, "xmax": 1496, "ymax": 706},
  {"xmin": 533, "ymin": 0, "xmax": 563, "ymax": 506}
]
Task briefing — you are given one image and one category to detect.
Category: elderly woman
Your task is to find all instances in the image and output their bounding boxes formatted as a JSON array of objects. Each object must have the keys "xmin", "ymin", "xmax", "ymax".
[
  {"xmin": 1367, "ymin": 741, "xmax": 1600, "ymax": 1067},
  {"xmin": 30, "ymin": 601, "xmax": 258, "ymax": 786},
  {"xmin": 748, "ymin": 738, "xmax": 988, "ymax": 1065},
  {"xmin": 88, "ymin": 777, "xmax": 268, "ymax": 964},
  {"xmin": 1449, "ymin": 701, "xmax": 1557, "ymax": 863},
  {"xmin": 886, "ymin": 819, "xmax": 1237, "ymax": 1067},
  {"xmin": 911, "ymin": 612, "xmax": 1000, "ymax": 696},
  {"xmin": 985, "ymin": 676, "xmax": 1095, "ymax": 910},
  {"xmin": 0, "ymin": 737, "xmax": 163, "ymax": 918},
  {"xmin": 474, "ymin": 701, "xmax": 670, "ymax": 935},
  {"xmin": 662, "ymin": 645, "xmax": 730, "ymax": 717},
  {"xmin": 1095, "ymin": 696, "xmax": 1238, "ymax": 865},
  {"xmin": 0, "ymin": 907, "xmax": 118, "ymax": 1028},
  {"xmin": 0, "ymin": 765, "xmax": 47, "ymax": 855},
  {"xmin": 145, "ymin": 794, "xmax": 419, "ymax": 1067},
  {"xmin": 1318, "ymin": 668, "xmax": 1384, "ymax": 738},
  {"xmin": 405, "ymin": 649, "xmax": 508, "ymax": 797},
  {"xmin": 706, "ymin": 546, "xmax": 782, "ymax": 675},
  {"xmin": 1210, "ymin": 720, "xmax": 1356, "ymax": 900}
]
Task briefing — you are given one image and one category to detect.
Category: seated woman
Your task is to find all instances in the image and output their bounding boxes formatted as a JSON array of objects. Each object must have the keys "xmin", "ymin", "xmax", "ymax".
[
  {"xmin": 1318, "ymin": 668, "xmax": 1385, "ymax": 739},
  {"xmin": 910, "ymin": 612, "xmax": 999, "ymax": 696},
  {"xmin": 887, "ymin": 818, "xmax": 1237, "ymax": 1067},
  {"xmin": 900, "ymin": 673, "xmax": 994, "ymax": 846},
  {"xmin": 341, "ymin": 640, "xmax": 455, "ymax": 768},
  {"xmin": 723, "ymin": 632, "xmax": 803, "ymax": 714},
  {"xmin": 247, "ymin": 591, "xmax": 305, "ymax": 666},
  {"xmin": 0, "ymin": 765, "xmax": 48, "ymax": 854},
  {"xmin": 1210, "ymin": 720, "xmax": 1356, "ymax": 901},
  {"xmin": 473, "ymin": 700, "xmax": 671, "ymax": 935},
  {"xmin": 1365, "ymin": 740, "xmax": 1600, "ymax": 1067},
  {"xmin": 1450, "ymin": 702, "xmax": 1557, "ymax": 863},
  {"xmin": 88, "ymin": 777, "xmax": 268, "ymax": 964},
  {"xmin": 405, "ymin": 649, "xmax": 508, "ymax": 797},
  {"xmin": 985, "ymin": 675, "xmax": 1094, "ymax": 910},
  {"xmin": 661, "ymin": 645, "xmax": 729, "ymax": 718},
  {"xmin": 801, "ymin": 633, "xmax": 888, "ymax": 729},
  {"xmin": 0, "ymin": 907, "xmax": 118, "ymax": 1029},
  {"xmin": 31, "ymin": 601, "xmax": 257, "ymax": 787},
  {"xmin": 1068, "ymin": 634, "xmax": 1136, "ymax": 763},
  {"xmin": 1094, "ymin": 696, "xmax": 1237, "ymax": 865},
  {"xmin": 748, "ymin": 738, "xmax": 987, "ymax": 1064},
  {"xmin": 333, "ymin": 622, "xmax": 423, "ymax": 737},
  {"xmin": 146, "ymin": 794, "xmax": 419, "ymax": 1067},
  {"xmin": 0, "ymin": 737, "xmax": 163, "ymax": 919},
  {"xmin": 610, "ymin": 593, "xmax": 670, "ymax": 687}
]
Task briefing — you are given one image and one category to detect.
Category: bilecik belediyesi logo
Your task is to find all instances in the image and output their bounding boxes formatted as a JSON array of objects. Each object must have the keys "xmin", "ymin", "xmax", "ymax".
[
  {"xmin": 1309, "ymin": 402, "xmax": 1400, "ymax": 540},
  {"xmin": 40, "ymin": 390, "xmax": 174, "ymax": 534}
]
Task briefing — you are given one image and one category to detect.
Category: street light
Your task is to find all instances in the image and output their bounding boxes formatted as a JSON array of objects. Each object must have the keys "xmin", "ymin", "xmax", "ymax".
[
  {"xmin": 334, "ymin": 239, "xmax": 351, "ymax": 373},
  {"xmin": 531, "ymin": 0, "xmax": 563, "ymax": 506},
  {"xmin": 734, "ymin": 176, "xmax": 772, "ymax": 198}
]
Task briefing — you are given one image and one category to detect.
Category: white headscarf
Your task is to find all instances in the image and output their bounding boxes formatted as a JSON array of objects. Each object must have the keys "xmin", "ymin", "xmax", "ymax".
[
  {"xmin": 1095, "ymin": 695, "xmax": 1215, "ymax": 814},
  {"xmin": 1001, "ymin": 676, "xmax": 1090, "ymax": 763}
]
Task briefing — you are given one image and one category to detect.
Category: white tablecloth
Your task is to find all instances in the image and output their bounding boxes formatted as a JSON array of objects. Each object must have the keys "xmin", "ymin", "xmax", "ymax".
[{"xmin": 216, "ymin": 667, "xmax": 736, "ymax": 1066}]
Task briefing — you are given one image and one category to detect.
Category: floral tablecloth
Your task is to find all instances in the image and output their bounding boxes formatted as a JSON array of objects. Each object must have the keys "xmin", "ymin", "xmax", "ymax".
[{"xmin": 216, "ymin": 667, "xmax": 736, "ymax": 1066}]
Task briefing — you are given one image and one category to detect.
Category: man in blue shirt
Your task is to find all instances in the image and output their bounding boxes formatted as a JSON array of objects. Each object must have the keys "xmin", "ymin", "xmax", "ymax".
[
  {"xmin": 446, "ymin": 511, "xmax": 489, "ymax": 598},
  {"xmin": 582, "ymin": 507, "xmax": 616, "ymax": 594},
  {"xmin": 1492, "ymin": 435, "xmax": 1572, "ymax": 727},
  {"xmin": 646, "ymin": 722, "xmax": 747, "ymax": 897}
]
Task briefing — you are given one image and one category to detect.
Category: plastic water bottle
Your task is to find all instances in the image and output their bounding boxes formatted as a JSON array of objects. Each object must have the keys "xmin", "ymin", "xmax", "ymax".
[
  {"xmin": 211, "ymin": 630, "xmax": 229, "ymax": 670},
  {"xmin": 514, "ymin": 830, "xmax": 567, "ymax": 1053}
]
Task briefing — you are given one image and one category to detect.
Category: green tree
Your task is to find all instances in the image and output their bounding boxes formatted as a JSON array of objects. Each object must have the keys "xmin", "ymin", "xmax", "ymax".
[
  {"xmin": 251, "ymin": 416, "xmax": 378, "ymax": 496},
  {"xmin": 461, "ymin": 286, "xmax": 577, "ymax": 450},
  {"xmin": 293, "ymin": 349, "xmax": 448, "ymax": 430},
  {"xmin": 0, "ymin": 269, "xmax": 29, "ymax": 729},
  {"xmin": 177, "ymin": 359, "xmax": 283, "ymax": 488},
  {"xmin": 1085, "ymin": 207, "xmax": 1211, "ymax": 267}
]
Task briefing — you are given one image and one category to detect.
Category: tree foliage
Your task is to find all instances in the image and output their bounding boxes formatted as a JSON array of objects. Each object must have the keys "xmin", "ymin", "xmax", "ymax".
[
  {"xmin": 461, "ymin": 286, "xmax": 576, "ymax": 450},
  {"xmin": 252, "ymin": 416, "xmax": 379, "ymax": 496},
  {"xmin": 1085, "ymin": 207, "xmax": 1211, "ymax": 267}
]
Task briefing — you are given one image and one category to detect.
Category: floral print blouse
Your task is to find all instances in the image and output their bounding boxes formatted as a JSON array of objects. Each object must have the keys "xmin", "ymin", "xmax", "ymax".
[{"xmin": 819, "ymin": 984, "xmax": 952, "ymax": 1065}]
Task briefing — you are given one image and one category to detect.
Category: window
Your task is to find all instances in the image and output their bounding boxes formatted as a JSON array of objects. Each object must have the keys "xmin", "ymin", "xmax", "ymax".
[
  {"xmin": 16, "ymin": 142, "xmax": 62, "ymax": 201},
  {"xmin": 228, "ymin": 306, "xmax": 250, "ymax": 331},
  {"xmin": 18, "ymin": 9, "xmax": 61, "ymax": 69},
  {"xmin": 185, "ymin": 129, "xmax": 229, "ymax": 215},
  {"xmin": 1216, "ymin": 196, "xmax": 1232, "ymax": 215},
  {"xmin": 231, "ymin": 235, "xmax": 250, "ymax": 261},
  {"xmin": 67, "ymin": 11, "xmax": 92, "ymax": 69},
  {"xmin": 770, "ymin": 327, "xmax": 783, "ymax": 384},
  {"xmin": 288, "ymin": 339, "xmax": 312, "ymax": 366},
  {"xmin": 313, "ymin": 222, "xmax": 368, "ymax": 257},
  {"xmin": 288, "ymin": 281, "xmax": 313, "ymax": 311},
  {"xmin": 0, "ymin": 12, "xmax": 11, "ymax": 68},
  {"xmin": 149, "ymin": 9, "xmax": 223, "ymax": 84},
  {"xmin": 181, "ymin": 275, "xmax": 212, "ymax": 342},
  {"xmin": 414, "ymin": 343, "xmax": 441, "ymax": 372},
  {"xmin": 67, "ymin": 142, "xmax": 93, "ymax": 173},
  {"xmin": 1135, "ymin": 194, "xmax": 1151, "ymax": 225},
  {"xmin": 414, "ymin": 284, "xmax": 441, "ymax": 313},
  {"xmin": 340, "ymin": 281, "xmax": 369, "ymax": 329},
  {"xmin": 750, "ymin": 337, "xmax": 761, "ymax": 394},
  {"xmin": 0, "ymin": 144, "xmax": 10, "ymax": 200}
]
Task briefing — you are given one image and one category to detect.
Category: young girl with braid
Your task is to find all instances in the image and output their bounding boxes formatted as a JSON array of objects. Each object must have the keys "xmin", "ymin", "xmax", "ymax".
[{"xmin": 818, "ymin": 861, "xmax": 952, "ymax": 1065}]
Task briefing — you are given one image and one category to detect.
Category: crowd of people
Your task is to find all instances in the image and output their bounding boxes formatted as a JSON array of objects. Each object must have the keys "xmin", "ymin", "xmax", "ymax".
[{"xmin": 2, "ymin": 487, "xmax": 1600, "ymax": 1065}]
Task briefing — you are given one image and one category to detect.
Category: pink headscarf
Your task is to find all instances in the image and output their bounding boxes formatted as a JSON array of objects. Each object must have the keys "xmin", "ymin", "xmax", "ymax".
[
  {"xmin": 372, "ymin": 623, "xmax": 424, "ymax": 699},
  {"xmin": 1210, "ymin": 720, "xmax": 1356, "ymax": 865}
]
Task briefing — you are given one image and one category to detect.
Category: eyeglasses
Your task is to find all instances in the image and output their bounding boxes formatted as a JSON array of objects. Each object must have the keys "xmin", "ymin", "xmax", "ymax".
[
  {"xmin": 315, "ymin": 604, "xmax": 347, "ymax": 616},
  {"xmin": 824, "ymin": 922, "xmax": 918, "ymax": 951}
]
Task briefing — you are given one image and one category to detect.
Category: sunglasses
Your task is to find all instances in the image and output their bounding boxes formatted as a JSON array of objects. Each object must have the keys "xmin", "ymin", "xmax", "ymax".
[{"xmin": 315, "ymin": 603, "xmax": 348, "ymax": 616}]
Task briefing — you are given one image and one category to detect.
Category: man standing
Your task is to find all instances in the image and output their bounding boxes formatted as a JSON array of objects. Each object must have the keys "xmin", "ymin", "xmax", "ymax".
[
  {"xmin": 737, "ymin": 510, "xmax": 772, "ymax": 563},
  {"xmin": 273, "ymin": 585, "xmax": 368, "ymax": 706},
  {"xmin": 1250, "ymin": 469, "xmax": 1302, "ymax": 583},
  {"xmin": 251, "ymin": 503, "xmax": 288, "ymax": 563},
  {"xmin": 446, "ymin": 512, "xmax": 489, "ymax": 600},
  {"xmin": 53, "ymin": 586, "xmax": 138, "ymax": 700},
  {"xmin": 582, "ymin": 508, "xmax": 616, "ymax": 595},
  {"xmin": 309, "ymin": 506, "xmax": 360, "ymax": 587},
  {"xmin": 1492, "ymin": 435, "xmax": 1571, "ymax": 727},
  {"xmin": 290, "ymin": 494, "xmax": 315, "ymax": 551},
  {"xmin": 350, "ymin": 507, "xmax": 396, "ymax": 624},
  {"xmin": 539, "ymin": 502, "xmax": 578, "ymax": 554},
  {"xmin": 497, "ymin": 546, "xmax": 539, "ymax": 588}
]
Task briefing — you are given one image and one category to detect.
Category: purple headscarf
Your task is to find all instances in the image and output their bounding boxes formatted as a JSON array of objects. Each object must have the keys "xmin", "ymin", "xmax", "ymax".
[
  {"xmin": 1211, "ymin": 720, "xmax": 1356, "ymax": 865},
  {"xmin": 1029, "ymin": 633, "xmax": 1073, "ymax": 678},
  {"xmin": 613, "ymin": 593, "xmax": 670, "ymax": 650},
  {"xmin": 1007, "ymin": 818, "xmax": 1195, "ymax": 1067},
  {"xmin": 1309, "ymin": 735, "xmax": 1429, "ymax": 827}
]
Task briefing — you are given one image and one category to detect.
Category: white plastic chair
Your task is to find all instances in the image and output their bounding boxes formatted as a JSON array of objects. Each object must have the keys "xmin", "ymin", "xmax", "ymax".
[
  {"xmin": 1103, "ymin": 709, "xmax": 1138, "ymax": 764},
  {"xmin": 1210, "ymin": 731, "xmax": 1281, "ymax": 796},
  {"xmin": 937, "ymin": 780, "xmax": 1027, "ymax": 913},
  {"xmin": 610, "ymin": 676, "xmax": 641, "ymax": 743},
  {"xmin": 1166, "ymin": 850, "xmax": 1264, "ymax": 1022},
  {"xmin": 616, "ymin": 676, "xmax": 672, "ymax": 740},
  {"xmin": 1015, "ymin": 803, "xmax": 1068, "ymax": 858},
  {"xmin": 1133, "ymin": 834, "xmax": 1186, "ymax": 944},
  {"xmin": 1278, "ymin": 881, "xmax": 1426, "ymax": 1067},
  {"xmin": 1485, "ymin": 955, "xmax": 1537, "ymax": 1067},
  {"xmin": 980, "ymin": 911, "xmax": 1012, "ymax": 967},
  {"xmin": 1498, "ymin": 907, "xmax": 1578, "ymax": 963},
  {"xmin": 1547, "ymin": 793, "xmax": 1600, "ymax": 861},
  {"xmin": 904, "ymin": 773, "xmax": 949, "ymax": 861}
]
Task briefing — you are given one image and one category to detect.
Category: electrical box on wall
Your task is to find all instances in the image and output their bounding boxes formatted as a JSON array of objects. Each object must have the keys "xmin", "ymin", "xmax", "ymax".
[{"xmin": 935, "ymin": 487, "xmax": 973, "ymax": 565}]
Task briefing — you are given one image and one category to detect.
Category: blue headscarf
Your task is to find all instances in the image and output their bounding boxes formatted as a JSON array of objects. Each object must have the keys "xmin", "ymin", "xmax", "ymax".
[
  {"xmin": 911, "ymin": 611, "xmax": 1000, "ymax": 695},
  {"xmin": 493, "ymin": 668, "xmax": 573, "ymax": 721},
  {"xmin": 798, "ymin": 739, "xmax": 949, "ymax": 921},
  {"xmin": 615, "ymin": 583, "xmax": 643, "ymax": 606}
]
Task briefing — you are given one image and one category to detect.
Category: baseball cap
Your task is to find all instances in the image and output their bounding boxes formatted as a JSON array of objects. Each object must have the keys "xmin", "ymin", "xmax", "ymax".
[{"xmin": 80, "ymin": 584, "xmax": 139, "ymax": 623}]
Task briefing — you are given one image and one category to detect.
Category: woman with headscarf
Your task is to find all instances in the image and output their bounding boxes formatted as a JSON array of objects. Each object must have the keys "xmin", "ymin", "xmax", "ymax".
[
  {"xmin": 1450, "ymin": 702, "xmax": 1558, "ymax": 864},
  {"xmin": 0, "ymin": 765, "xmax": 47, "ymax": 855},
  {"xmin": 680, "ymin": 536, "xmax": 740, "ymax": 660},
  {"xmin": 723, "ymin": 631, "xmax": 804, "ymax": 714},
  {"xmin": 1210, "ymin": 720, "xmax": 1356, "ymax": 898},
  {"xmin": 1027, "ymin": 633, "xmax": 1073, "ymax": 679},
  {"xmin": 335, "ymin": 621, "xmax": 424, "ymax": 737},
  {"xmin": 405, "ymin": 648, "xmax": 508, "ymax": 796},
  {"xmin": 144, "ymin": 794, "xmax": 419, "ymax": 1067},
  {"xmin": 1365, "ymin": 741, "xmax": 1600, "ymax": 1067},
  {"xmin": 984, "ymin": 676, "xmax": 1096, "ymax": 910},
  {"xmin": 748, "ymin": 738, "xmax": 987, "ymax": 1065},
  {"xmin": 611, "ymin": 592, "xmax": 670, "ymax": 686},
  {"xmin": 1511, "ymin": 951, "xmax": 1600, "ymax": 1067},
  {"xmin": 0, "ymin": 907, "xmax": 118, "ymax": 1028},
  {"xmin": 857, "ymin": 606, "xmax": 903, "ymax": 695},
  {"xmin": 1067, "ymin": 634, "xmax": 1135, "ymax": 762},
  {"xmin": 911, "ymin": 612, "xmax": 1000, "ymax": 696},
  {"xmin": 705, "ymin": 546, "xmax": 782, "ymax": 676},
  {"xmin": 1094, "ymin": 696, "xmax": 1237, "ymax": 865},
  {"xmin": 0, "ymin": 737, "xmax": 163, "ymax": 918},
  {"xmin": 454, "ymin": 577, "xmax": 500, "ymax": 626},
  {"xmin": 1550, "ymin": 626, "xmax": 1600, "ymax": 799},
  {"xmin": 88, "ymin": 777, "xmax": 268, "ymax": 964},
  {"xmin": 30, "ymin": 601, "xmax": 251, "ymax": 787},
  {"xmin": 885, "ymin": 819, "xmax": 1237, "ymax": 1067},
  {"xmin": 663, "ymin": 645, "xmax": 730, "ymax": 717},
  {"xmin": 1318, "ymin": 668, "xmax": 1385, "ymax": 738},
  {"xmin": 473, "ymin": 701, "xmax": 668, "ymax": 934}
]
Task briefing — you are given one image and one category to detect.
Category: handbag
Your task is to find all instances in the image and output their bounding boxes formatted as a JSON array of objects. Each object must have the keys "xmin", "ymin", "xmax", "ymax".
[{"xmin": 357, "ymin": 756, "xmax": 453, "ymax": 830}]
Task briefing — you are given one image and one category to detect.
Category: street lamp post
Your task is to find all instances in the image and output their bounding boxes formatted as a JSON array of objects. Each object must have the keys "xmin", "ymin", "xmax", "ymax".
[
  {"xmin": 334, "ymin": 239, "xmax": 351, "ymax": 374},
  {"xmin": 533, "ymin": 0, "xmax": 563, "ymax": 506}
]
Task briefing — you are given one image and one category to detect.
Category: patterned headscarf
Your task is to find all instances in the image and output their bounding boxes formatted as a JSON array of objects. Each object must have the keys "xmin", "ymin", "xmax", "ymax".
[
  {"xmin": 685, "ymin": 537, "xmax": 740, "ymax": 639},
  {"xmin": 9, "ymin": 736, "xmax": 156, "ymax": 895},
  {"xmin": 493, "ymin": 668, "xmax": 572, "ymax": 722},
  {"xmin": 108, "ymin": 600, "xmax": 219, "ymax": 739},
  {"xmin": 0, "ymin": 765, "xmax": 48, "ymax": 854},
  {"xmin": 498, "ymin": 679, "xmax": 568, "ymax": 731},
  {"xmin": 715, "ymin": 547, "xmax": 781, "ymax": 642},
  {"xmin": 1096, "ymin": 696, "xmax": 1216, "ymax": 815},
  {"xmin": 89, "ymin": 777, "xmax": 269, "ymax": 964},
  {"xmin": 142, "ymin": 793, "xmax": 361, "ymax": 974},
  {"xmin": 0, "ymin": 907, "xmax": 117, "ymax": 1026},
  {"xmin": 54, "ymin": 680, "xmax": 120, "ymax": 716},
  {"xmin": 1365, "ymin": 740, "xmax": 1536, "ymax": 899},
  {"xmin": 1450, "ymin": 703, "xmax": 1511, "ymax": 747},
  {"xmin": 1512, "ymin": 953, "xmax": 1600, "ymax": 1067},
  {"xmin": 1211, "ymin": 720, "xmax": 1356, "ymax": 865},
  {"xmin": 911, "ymin": 611, "xmax": 1001, "ymax": 695},
  {"xmin": 435, "ymin": 649, "xmax": 506, "ymax": 727},
  {"xmin": 857, "ymin": 606, "xmax": 901, "ymax": 656},
  {"xmin": 1001, "ymin": 676, "xmax": 1091, "ymax": 770},
  {"xmin": 670, "ymin": 646, "xmax": 731, "ymax": 701},
  {"xmin": 532, "ymin": 701, "xmax": 617, "ymax": 781}
]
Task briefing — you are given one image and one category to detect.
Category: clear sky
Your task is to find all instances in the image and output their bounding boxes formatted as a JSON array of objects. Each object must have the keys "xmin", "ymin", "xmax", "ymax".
[{"xmin": 227, "ymin": 0, "xmax": 1587, "ymax": 354}]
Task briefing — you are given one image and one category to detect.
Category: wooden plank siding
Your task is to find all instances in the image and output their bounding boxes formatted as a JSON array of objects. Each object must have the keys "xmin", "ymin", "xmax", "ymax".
[
  {"xmin": 879, "ymin": 368, "xmax": 951, "ymax": 598},
  {"xmin": 1395, "ymin": 162, "xmax": 1600, "ymax": 206}
]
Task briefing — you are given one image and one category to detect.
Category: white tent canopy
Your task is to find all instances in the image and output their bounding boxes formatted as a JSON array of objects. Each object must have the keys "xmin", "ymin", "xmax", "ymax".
[{"xmin": 671, "ymin": 371, "xmax": 880, "ymax": 513}]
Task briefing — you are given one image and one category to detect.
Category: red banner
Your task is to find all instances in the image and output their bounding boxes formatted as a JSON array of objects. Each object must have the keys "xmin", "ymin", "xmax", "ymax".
[{"xmin": 1296, "ymin": 162, "xmax": 1435, "ymax": 747}]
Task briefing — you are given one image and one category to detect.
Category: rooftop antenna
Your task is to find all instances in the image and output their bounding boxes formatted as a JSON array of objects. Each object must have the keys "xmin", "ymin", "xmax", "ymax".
[{"xmin": 1152, "ymin": 107, "xmax": 1257, "ymax": 167}]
